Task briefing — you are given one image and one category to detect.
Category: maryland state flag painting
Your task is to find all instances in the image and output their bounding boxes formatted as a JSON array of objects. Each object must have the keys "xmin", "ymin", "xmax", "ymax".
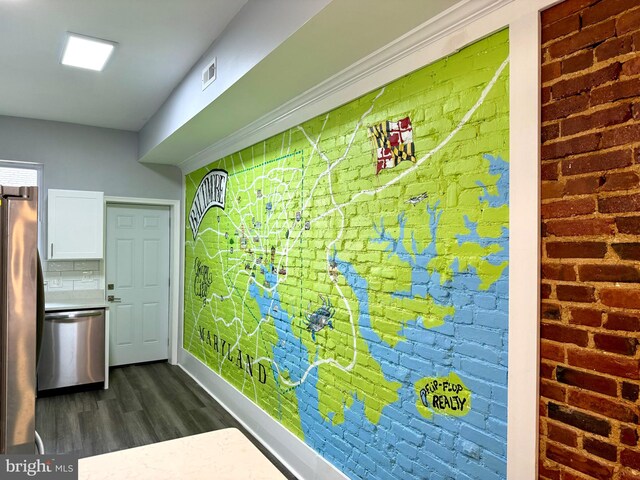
[{"xmin": 368, "ymin": 116, "xmax": 417, "ymax": 174}]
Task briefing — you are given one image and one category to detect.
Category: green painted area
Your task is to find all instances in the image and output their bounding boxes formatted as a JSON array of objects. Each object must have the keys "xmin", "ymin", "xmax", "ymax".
[{"xmin": 183, "ymin": 30, "xmax": 509, "ymax": 438}]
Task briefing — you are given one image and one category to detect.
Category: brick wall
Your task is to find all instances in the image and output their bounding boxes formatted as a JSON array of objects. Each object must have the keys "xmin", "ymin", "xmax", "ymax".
[
  {"xmin": 184, "ymin": 32, "xmax": 510, "ymax": 480},
  {"xmin": 540, "ymin": 1, "xmax": 640, "ymax": 479}
]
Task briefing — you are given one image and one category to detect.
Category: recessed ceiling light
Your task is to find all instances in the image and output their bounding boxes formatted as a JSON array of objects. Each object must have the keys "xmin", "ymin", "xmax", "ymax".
[{"xmin": 61, "ymin": 33, "xmax": 116, "ymax": 72}]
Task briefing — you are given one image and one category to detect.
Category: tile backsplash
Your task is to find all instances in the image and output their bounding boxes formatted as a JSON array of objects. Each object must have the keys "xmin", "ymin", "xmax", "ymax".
[{"xmin": 44, "ymin": 260, "xmax": 104, "ymax": 292}]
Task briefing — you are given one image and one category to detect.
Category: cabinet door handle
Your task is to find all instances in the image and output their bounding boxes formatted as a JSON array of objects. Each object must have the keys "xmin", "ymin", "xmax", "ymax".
[{"xmin": 50, "ymin": 243, "xmax": 53, "ymax": 258}]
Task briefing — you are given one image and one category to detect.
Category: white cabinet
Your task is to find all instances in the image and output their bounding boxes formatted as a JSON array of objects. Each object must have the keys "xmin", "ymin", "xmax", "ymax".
[{"xmin": 48, "ymin": 189, "xmax": 104, "ymax": 259}]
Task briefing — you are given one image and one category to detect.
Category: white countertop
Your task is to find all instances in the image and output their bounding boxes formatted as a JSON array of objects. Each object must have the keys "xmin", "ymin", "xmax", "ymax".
[
  {"xmin": 78, "ymin": 428, "xmax": 287, "ymax": 480},
  {"xmin": 45, "ymin": 299, "xmax": 109, "ymax": 311},
  {"xmin": 45, "ymin": 289, "xmax": 109, "ymax": 311}
]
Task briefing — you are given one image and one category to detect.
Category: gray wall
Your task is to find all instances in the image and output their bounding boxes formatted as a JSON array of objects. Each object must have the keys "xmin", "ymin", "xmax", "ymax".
[
  {"xmin": 139, "ymin": 0, "xmax": 331, "ymax": 160},
  {"xmin": 0, "ymin": 115, "xmax": 181, "ymax": 199}
]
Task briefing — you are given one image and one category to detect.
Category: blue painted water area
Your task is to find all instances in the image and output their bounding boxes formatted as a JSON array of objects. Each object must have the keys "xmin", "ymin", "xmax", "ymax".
[
  {"xmin": 296, "ymin": 154, "xmax": 510, "ymax": 479},
  {"xmin": 248, "ymin": 154, "xmax": 510, "ymax": 480},
  {"xmin": 304, "ymin": 251, "xmax": 508, "ymax": 480},
  {"xmin": 248, "ymin": 262, "xmax": 332, "ymax": 432}
]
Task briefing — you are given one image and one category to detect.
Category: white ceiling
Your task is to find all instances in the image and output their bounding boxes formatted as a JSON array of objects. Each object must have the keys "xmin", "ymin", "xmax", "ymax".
[
  {"xmin": 0, "ymin": 0, "xmax": 247, "ymax": 131},
  {"xmin": 0, "ymin": 0, "xmax": 479, "ymax": 162}
]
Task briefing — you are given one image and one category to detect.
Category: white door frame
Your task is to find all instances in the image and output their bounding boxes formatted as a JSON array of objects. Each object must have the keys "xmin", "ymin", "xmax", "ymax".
[{"xmin": 105, "ymin": 196, "xmax": 181, "ymax": 365}]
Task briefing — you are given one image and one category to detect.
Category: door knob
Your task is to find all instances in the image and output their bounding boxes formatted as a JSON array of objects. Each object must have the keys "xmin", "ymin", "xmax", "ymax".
[{"xmin": 107, "ymin": 295, "xmax": 121, "ymax": 303}]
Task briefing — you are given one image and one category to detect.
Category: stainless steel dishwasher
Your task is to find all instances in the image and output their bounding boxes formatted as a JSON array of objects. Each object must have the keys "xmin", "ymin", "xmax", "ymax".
[{"xmin": 37, "ymin": 309, "xmax": 105, "ymax": 391}]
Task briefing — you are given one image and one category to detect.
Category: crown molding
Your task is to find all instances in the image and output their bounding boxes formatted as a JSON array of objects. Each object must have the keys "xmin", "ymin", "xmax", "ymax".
[{"xmin": 179, "ymin": 0, "xmax": 514, "ymax": 174}]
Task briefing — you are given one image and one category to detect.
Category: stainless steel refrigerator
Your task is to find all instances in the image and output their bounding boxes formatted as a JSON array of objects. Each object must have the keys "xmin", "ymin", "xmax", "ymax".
[{"xmin": 0, "ymin": 185, "xmax": 40, "ymax": 454}]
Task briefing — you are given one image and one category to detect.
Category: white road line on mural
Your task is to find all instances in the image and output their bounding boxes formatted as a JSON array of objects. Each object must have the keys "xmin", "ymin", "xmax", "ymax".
[
  {"xmin": 238, "ymin": 150, "xmax": 246, "ymax": 172},
  {"xmin": 234, "ymin": 167, "xmax": 302, "ymax": 195},
  {"xmin": 296, "ymin": 88, "xmax": 386, "ymax": 219},
  {"xmin": 255, "ymin": 55, "xmax": 509, "ymax": 388},
  {"xmin": 187, "ymin": 55, "xmax": 508, "ymax": 392},
  {"xmin": 281, "ymin": 86, "xmax": 386, "ymax": 260},
  {"xmin": 244, "ymin": 92, "xmax": 388, "ymax": 386},
  {"xmin": 187, "ymin": 131, "xmax": 305, "ymax": 395},
  {"xmin": 243, "ymin": 95, "xmax": 390, "ymax": 387},
  {"xmin": 311, "ymin": 57, "xmax": 509, "ymax": 225},
  {"xmin": 280, "ymin": 114, "xmax": 329, "ymax": 258},
  {"xmin": 202, "ymin": 313, "xmax": 268, "ymax": 337},
  {"xmin": 269, "ymin": 113, "xmax": 330, "ymax": 281},
  {"xmin": 323, "ymin": 122, "xmax": 359, "ymax": 374},
  {"xmin": 186, "ymin": 155, "xmax": 247, "ymax": 357}
]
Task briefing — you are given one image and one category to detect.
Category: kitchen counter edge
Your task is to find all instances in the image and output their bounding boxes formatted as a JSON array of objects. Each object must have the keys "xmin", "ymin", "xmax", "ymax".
[{"xmin": 45, "ymin": 300, "xmax": 110, "ymax": 312}]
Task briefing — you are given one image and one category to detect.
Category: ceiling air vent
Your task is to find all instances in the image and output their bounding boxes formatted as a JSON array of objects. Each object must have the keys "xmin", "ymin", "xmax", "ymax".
[{"xmin": 202, "ymin": 57, "xmax": 216, "ymax": 91}]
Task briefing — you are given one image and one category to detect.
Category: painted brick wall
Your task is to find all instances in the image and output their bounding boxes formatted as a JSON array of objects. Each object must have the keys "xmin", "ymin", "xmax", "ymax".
[
  {"xmin": 184, "ymin": 31, "xmax": 509, "ymax": 480},
  {"xmin": 540, "ymin": 1, "xmax": 640, "ymax": 479}
]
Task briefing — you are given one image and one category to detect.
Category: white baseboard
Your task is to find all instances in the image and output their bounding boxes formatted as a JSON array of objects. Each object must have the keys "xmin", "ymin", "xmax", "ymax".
[{"xmin": 179, "ymin": 348, "xmax": 349, "ymax": 480}]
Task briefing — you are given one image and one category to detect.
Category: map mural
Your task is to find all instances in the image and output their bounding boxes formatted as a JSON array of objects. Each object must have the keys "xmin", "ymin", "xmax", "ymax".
[{"xmin": 184, "ymin": 30, "xmax": 509, "ymax": 480}]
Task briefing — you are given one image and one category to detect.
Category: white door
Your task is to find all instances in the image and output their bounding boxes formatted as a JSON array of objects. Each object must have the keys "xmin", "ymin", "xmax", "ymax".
[{"xmin": 106, "ymin": 204, "xmax": 170, "ymax": 366}]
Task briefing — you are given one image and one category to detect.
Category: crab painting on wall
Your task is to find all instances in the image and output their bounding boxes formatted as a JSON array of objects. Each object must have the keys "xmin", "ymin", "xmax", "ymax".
[{"xmin": 304, "ymin": 295, "xmax": 335, "ymax": 341}]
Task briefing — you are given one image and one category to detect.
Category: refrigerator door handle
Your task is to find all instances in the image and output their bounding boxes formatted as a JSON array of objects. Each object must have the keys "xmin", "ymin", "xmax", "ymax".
[{"xmin": 36, "ymin": 251, "xmax": 44, "ymax": 369}]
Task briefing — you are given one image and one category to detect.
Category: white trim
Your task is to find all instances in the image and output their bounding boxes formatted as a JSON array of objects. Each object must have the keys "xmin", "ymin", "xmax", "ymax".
[
  {"xmin": 178, "ymin": 0, "xmax": 559, "ymax": 478},
  {"xmin": 179, "ymin": 179, "xmax": 187, "ymax": 360},
  {"xmin": 179, "ymin": 349, "xmax": 349, "ymax": 480},
  {"xmin": 105, "ymin": 196, "xmax": 181, "ymax": 365},
  {"xmin": 508, "ymin": 9, "xmax": 542, "ymax": 480},
  {"xmin": 179, "ymin": 0, "xmax": 516, "ymax": 174},
  {"xmin": 104, "ymin": 310, "xmax": 110, "ymax": 389}
]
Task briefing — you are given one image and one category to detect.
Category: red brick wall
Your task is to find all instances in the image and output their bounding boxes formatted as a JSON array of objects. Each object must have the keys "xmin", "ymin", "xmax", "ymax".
[{"xmin": 540, "ymin": 1, "xmax": 640, "ymax": 479}]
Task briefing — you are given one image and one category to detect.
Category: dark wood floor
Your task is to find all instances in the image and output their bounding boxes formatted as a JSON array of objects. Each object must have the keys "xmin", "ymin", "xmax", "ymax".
[{"xmin": 36, "ymin": 362, "xmax": 297, "ymax": 479}]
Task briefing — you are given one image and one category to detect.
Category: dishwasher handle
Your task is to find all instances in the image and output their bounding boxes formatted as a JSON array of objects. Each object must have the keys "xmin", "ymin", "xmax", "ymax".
[{"xmin": 45, "ymin": 310, "xmax": 104, "ymax": 321}]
